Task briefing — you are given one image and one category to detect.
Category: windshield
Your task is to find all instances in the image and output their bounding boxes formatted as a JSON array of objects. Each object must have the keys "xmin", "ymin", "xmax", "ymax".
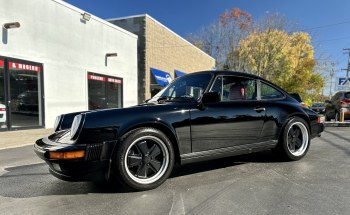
[
  {"xmin": 148, "ymin": 73, "xmax": 213, "ymax": 103},
  {"xmin": 311, "ymin": 103, "xmax": 325, "ymax": 107}
]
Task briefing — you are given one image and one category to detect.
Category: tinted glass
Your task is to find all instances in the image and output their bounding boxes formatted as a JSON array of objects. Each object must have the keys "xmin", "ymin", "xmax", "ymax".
[
  {"xmin": 209, "ymin": 76, "xmax": 222, "ymax": 94},
  {"xmin": 0, "ymin": 60, "xmax": 6, "ymax": 129},
  {"xmin": 261, "ymin": 82, "xmax": 284, "ymax": 100},
  {"xmin": 106, "ymin": 79, "xmax": 122, "ymax": 109},
  {"xmin": 148, "ymin": 73, "xmax": 212, "ymax": 102},
  {"xmin": 9, "ymin": 62, "xmax": 42, "ymax": 128},
  {"xmin": 88, "ymin": 74, "xmax": 106, "ymax": 109},
  {"xmin": 222, "ymin": 76, "xmax": 257, "ymax": 101},
  {"xmin": 345, "ymin": 92, "xmax": 350, "ymax": 99},
  {"xmin": 311, "ymin": 103, "xmax": 325, "ymax": 107}
]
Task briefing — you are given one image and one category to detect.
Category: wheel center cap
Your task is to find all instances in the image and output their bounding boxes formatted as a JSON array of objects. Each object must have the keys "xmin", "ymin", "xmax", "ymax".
[{"xmin": 143, "ymin": 156, "xmax": 151, "ymax": 164}]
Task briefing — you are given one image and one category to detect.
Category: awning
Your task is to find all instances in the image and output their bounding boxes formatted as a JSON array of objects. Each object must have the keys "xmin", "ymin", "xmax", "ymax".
[
  {"xmin": 175, "ymin": 70, "xmax": 186, "ymax": 78},
  {"xmin": 150, "ymin": 68, "xmax": 173, "ymax": 86}
]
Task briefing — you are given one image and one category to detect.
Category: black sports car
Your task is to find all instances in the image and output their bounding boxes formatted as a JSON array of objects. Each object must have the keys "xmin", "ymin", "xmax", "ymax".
[{"xmin": 34, "ymin": 71, "xmax": 324, "ymax": 191}]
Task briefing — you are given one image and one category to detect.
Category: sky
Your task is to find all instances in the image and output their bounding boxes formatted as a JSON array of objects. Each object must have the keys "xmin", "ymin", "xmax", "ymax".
[{"xmin": 65, "ymin": 0, "xmax": 350, "ymax": 95}]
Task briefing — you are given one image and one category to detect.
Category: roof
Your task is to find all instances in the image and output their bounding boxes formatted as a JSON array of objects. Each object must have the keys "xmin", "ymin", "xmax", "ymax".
[
  {"xmin": 187, "ymin": 70, "xmax": 267, "ymax": 81},
  {"xmin": 106, "ymin": 14, "xmax": 215, "ymax": 61}
]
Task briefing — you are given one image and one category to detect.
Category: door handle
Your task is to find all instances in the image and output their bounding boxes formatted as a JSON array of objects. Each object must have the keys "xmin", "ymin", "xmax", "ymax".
[{"xmin": 254, "ymin": 107, "xmax": 265, "ymax": 112}]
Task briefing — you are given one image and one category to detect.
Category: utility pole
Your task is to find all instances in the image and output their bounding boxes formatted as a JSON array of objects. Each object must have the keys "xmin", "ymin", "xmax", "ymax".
[
  {"xmin": 330, "ymin": 62, "xmax": 336, "ymax": 99},
  {"xmin": 341, "ymin": 48, "xmax": 350, "ymax": 77}
]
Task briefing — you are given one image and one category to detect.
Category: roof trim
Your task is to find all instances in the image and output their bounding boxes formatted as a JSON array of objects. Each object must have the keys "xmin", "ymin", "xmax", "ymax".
[
  {"xmin": 51, "ymin": 0, "xmax": 138, "ymax": 39},
  {"xmin": 106, "ymin": 14, "xmax": 215, "ymax": 61}
]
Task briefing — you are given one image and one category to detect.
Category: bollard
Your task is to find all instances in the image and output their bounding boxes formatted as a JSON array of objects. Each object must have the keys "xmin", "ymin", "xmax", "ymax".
[{"xmin": 340, "ymin": 109, "xmax": 345, "ymax": 122}]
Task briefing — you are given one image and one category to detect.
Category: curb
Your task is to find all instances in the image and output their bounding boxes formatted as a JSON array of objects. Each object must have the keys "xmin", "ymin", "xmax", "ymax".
[{"xmin": 324, "ymin": 123, "xmax": 350, "ymax": 127}]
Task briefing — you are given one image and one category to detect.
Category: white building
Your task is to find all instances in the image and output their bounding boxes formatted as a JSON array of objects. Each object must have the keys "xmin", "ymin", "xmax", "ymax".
[{"xmin": 0, "ymin": 0, "xmax": 138, "ymax": 131}]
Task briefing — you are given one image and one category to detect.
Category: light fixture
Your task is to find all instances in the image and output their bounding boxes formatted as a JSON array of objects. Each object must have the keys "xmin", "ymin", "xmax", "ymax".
[
  {"xmin": 81, "ymin": 12, "xmax": 91, "ymax": 21},
  {"xmin": 106, "ymin": 53, "xmax": 118, "ymax": 57},
  {"xmin": 3, "ymin": 22, "xmax": 20, "ymax": 29}
]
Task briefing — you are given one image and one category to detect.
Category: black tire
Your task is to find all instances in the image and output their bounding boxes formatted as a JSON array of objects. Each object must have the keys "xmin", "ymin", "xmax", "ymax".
[
  {"xmin": 335, "ymin": 111, "xmax": 339, "ymax": 122},
  {"xmin": 111, "ymin": 127, "xmax": 175, "ymax": 191},
  {"xmin": 324, "ymin": 112, "xmax": 330, "ymax": 121},
  {"xmin": 272, "ymin": 117, "xmax": 310, "ymax": 161}
]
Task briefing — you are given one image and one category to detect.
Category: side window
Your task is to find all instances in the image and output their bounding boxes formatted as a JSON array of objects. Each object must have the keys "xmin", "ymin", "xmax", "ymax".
[
  {"xmin": 260, "ymin": 82, "xmax": 284, "ymax": 100},
  {"xmin": 222, "ymin": 76, "xmax": 257, "ymax": 101},
  {"xmin": 209, "ymin": 76, "xmax": 222, "ymax": 94}
]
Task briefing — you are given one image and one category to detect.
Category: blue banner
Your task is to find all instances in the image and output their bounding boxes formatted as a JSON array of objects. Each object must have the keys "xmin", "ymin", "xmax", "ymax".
[
  {"xmin": 151, "ymin": 68, "xmax": 173, "ymax": 86},
  {"xmin": 175, "ymin": 70, "xmax": 187, "ymax": 78}
]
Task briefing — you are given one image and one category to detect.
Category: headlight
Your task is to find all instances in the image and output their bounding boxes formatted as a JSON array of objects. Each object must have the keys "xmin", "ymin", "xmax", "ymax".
[
  {"xmin": 70, "ymin": 114, "xmax": 84, "ymax": 139},
  {"xmin": 323, "ymin": 109, "xmax": 325, "ymax": 111},
  {"xmin": 53, "ymin": 115, "xmax": 62, "ymax": 132}
]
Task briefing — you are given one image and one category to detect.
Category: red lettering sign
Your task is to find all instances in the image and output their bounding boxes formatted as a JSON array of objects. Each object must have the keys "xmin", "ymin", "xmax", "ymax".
[
  {"xmin": 107, "ymin": 78, "xmax": 122, "ymax": 84},
  {"xmin": 88, "ymin": 75, "xmax": 106, "ymax": 81},
  {"xmin": 0, "ymin": 60, "xmax": 3, "ymax": 67},
  {"xmin": 9, "ymin": 62, "xmax": 41, "ymax": 72}
]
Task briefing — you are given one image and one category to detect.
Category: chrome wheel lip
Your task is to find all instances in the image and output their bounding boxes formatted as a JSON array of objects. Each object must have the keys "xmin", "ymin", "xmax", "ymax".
[
  {"xmin": 287, "ymin": 122, "xmax": 309, "ymax": 156},
  {"xmin": 124, "ymin": 136, "xmax": 169, "ymax": 185}
]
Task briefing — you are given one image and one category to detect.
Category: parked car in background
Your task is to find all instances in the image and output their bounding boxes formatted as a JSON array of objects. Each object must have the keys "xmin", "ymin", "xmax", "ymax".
[
  {"xmin": 34, "ymin": 71, "xmax": 324, "ymax": 191},
  {"xmin": 0, "ymin": 103, "xmax": 6, "ymax": 127},
  {"xmin": 289, "ymin": 92, "xmax": 306, "ymax": 107},
  {"xmin": 325, "ymin": 91, "xmax": 350, "ymax": 121},
  {"xmin": 309, "ymin": 103, "xmax": 326, "ymax": 114},
  {"xmin": 16, "ymin": 91, "xmax": 39, "ymax": 113}
]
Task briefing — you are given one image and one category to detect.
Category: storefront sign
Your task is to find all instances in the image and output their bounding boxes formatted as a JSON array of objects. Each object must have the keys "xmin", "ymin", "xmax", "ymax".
[
  {"xmin": 335, "ymin": 77, "xmax": 350, "ymax": 91},
  {"xmin": 107, "ymin": 78, "xmax": 122, "ymax": 84},
  {"xmin": 9, "ymin": 62, "xmax": 41, "ymax": 72},
  {"xmin": 88, "ymin": 74, "xmax": 106, "ymax": 81},
  {"xmin": 0, "ymin": 60, "xmax": 3, "ymax": 67}
]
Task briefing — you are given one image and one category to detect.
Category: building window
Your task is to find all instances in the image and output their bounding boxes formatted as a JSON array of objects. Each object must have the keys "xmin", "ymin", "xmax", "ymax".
[{"xmin": 87, "ymin": 72, "xmax": 123, "ymax": 110}]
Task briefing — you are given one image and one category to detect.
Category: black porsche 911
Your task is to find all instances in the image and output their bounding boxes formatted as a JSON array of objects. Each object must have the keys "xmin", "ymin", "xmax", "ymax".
[{"xmin": 34, "ymin": 71, "xmax": 324, "ymax": 191}]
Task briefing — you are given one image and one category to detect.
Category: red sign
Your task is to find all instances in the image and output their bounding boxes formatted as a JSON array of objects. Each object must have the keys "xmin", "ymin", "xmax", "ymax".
[
  {"xmin": 9, "ymin": 62, "xmax": 41, "ymax": 72},
  {"xmin": 88, "ymin": 75, "xmax": 106, "ymax": 81},
  {"xmin": 0, "ymin": 60, "xmax": 3, "ymax": 67},
  {"xmin": 107, "ymin": 78, "xmax": 122, "ymax": 84}
]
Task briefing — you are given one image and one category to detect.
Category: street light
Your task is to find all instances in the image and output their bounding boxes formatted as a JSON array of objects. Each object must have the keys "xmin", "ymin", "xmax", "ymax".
[{"xmin": 3, "ymin": 22, "xmax": 20, "ymax": 29}]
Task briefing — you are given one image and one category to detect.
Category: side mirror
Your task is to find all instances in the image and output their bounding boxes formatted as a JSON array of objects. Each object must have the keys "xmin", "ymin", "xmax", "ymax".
[
  {"xmin": 202, "ymin": 92, "xmax": 220, "ymax": 103},
  {"xmin": 325, "ymin": 100, "xmax": 330, "ymax": 103}
]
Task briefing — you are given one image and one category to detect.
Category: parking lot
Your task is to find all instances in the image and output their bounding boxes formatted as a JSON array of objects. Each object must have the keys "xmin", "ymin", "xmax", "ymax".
[{"xmin": 0, "ymin": 127, "xmax": 349, "ymax": 214}]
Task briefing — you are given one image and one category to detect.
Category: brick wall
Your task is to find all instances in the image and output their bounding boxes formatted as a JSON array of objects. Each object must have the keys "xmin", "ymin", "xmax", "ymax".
[{"xmin": 144, "ymin": 16, "xmax": 215, "ymax": 100}]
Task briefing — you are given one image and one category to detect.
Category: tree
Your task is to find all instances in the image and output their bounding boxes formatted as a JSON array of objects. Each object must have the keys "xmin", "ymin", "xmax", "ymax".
[{"xmin": 186, "ymin": 8, "xmax": 255, "ymax": 70}]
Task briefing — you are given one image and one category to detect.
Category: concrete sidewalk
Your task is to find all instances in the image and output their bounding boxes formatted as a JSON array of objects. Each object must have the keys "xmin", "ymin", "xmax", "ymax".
[{"xmin": 0, "ymin": 129, "xmax": 54, "ymax": 150}]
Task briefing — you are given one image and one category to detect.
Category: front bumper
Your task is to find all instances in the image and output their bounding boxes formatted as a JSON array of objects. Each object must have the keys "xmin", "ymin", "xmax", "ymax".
[{"xmin": 34, "ymin": 137, "xmax": 115, "ymax": 181}]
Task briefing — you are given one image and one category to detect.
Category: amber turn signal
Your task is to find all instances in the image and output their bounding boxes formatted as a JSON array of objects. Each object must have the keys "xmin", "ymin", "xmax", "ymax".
[{"xmin": 49, "ymin": 150, "xmax": 85, "ymax": 159}]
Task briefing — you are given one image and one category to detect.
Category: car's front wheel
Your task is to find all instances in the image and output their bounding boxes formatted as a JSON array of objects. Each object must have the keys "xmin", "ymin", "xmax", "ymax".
[
  {"xmin": 111, "ymin": 127, "xmax": 174, "ymax": 191},
  {"xmin": 272, "ymin": 117, "xmax": 310, "ymax": 161}
]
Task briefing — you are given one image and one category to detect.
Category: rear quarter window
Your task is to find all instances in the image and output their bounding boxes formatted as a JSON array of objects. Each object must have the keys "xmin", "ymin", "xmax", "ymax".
[{"xmin": 345, "ymin": 92, "xmax": 350, "ymax": 99}]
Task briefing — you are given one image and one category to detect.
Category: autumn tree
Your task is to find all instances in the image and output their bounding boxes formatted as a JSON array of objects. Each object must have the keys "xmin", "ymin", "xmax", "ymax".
[{"xmin": 187, "ymin": 8, "xmax": 255, "ymax": 70}]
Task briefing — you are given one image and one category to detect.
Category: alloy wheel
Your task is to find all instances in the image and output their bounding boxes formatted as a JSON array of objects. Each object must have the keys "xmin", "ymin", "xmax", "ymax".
[
  {"xmin": 124, "ymin": 136, "xmax": 169, "ymax": 184},
  {"xmin": 287, "ymin": 122, "xmax": 309, "ymax": 156}
]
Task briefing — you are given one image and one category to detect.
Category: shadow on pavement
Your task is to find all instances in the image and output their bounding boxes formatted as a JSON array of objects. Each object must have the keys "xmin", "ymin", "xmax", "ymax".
[{"xmin": 0, "ymin": 150, "xmax": 278, "ymax": 198}]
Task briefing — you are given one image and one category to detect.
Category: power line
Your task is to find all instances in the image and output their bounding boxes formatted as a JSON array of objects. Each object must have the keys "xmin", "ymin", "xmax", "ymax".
[{"xmin": 300, "ymin": 20, "xmax": 350, "ymax": 31}]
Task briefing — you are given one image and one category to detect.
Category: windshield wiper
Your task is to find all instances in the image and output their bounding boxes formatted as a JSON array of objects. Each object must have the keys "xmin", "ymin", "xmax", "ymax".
[{"xmin": 163, "ymin": 97, "xmax": 197, "ymax": 103}]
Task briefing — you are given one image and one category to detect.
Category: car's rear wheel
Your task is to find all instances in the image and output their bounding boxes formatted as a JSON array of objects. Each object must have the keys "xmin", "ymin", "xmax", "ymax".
[
  {"xmin": 324, "ymin": 112, "xmax": 330, "ymax": 121},
  {"xmin": 272, "ymin": 117, "xmax": 310, "ymax": 161},
  {"xmin": 335, "ymin": 111, "xmax": 339, "ymax": 122},
  {"xmin": 111, "ymin": 127, "xmax": 174, "ymax": 191}
]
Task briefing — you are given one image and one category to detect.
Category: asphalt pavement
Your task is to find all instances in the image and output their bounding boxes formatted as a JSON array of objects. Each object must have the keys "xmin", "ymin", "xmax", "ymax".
[{"xmin": 0, "ymin": 127, "xmax": 350, "ymax": 215}]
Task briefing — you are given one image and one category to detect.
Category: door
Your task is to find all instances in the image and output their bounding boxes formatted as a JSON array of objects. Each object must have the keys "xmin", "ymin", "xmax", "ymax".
[
  {"xmin": 190, "ymin": 75, "xmax": 266, "ymax": 152},
  {"xmin": 0, "ymin": 57, "xmax": 7, "ymax": 130},
  {"xmin": 0, "ymin": 56, "xmax": 44, "ymax": 131},
  {"xmin": 87, "ymin": 72, "xmax": 123, "ymax": 110}
]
